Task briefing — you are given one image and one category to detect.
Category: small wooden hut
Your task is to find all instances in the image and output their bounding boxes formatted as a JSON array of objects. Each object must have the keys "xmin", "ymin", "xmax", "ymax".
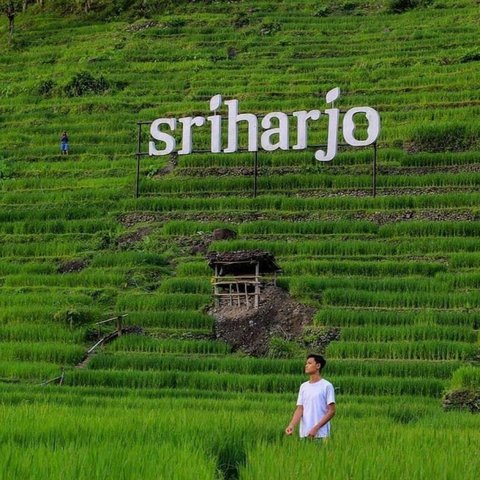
[{"xmin": 207, "ymin": 250, "xmax": 281, "ymax": 309}]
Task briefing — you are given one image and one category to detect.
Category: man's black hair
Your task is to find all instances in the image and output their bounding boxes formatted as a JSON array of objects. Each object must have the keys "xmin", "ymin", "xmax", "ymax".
[{"xmin": 307, "ymin": 353, "xmax": 326, "ymax": 371}]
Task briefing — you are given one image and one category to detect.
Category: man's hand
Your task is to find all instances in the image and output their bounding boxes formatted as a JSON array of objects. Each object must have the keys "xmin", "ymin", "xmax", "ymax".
[
  {"xmin": 285, "ymin": 425, "xmax": 294, "ymax": 435},
  {"xmin": 307, "ymin": 426, "xmax": 319, "ymax": 438}
]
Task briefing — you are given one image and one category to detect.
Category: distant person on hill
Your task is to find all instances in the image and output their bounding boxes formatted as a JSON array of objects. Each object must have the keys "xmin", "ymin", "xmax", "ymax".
[
  {"xmin": 285, "ymin": 354, "xmax": 336, "ymax": 440},
  {"xmin": 60, "ymin": 131, "xmax": 69, "ymax": 155}
]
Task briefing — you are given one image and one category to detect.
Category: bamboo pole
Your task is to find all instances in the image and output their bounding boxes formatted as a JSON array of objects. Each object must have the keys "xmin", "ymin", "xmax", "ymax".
[{"xmin": 236, "ymin": 282, "xmax": 241, "ymax": 306}]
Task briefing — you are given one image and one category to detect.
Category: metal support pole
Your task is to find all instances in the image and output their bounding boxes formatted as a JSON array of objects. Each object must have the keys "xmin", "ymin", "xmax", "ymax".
[
  {"xmin": 253, "ymin": 151, "xmax": 258, "ymax": 198},
  {"xmin": 372, "ymin": 142, "xmax": 377, "ymax": 198},
  {"xmin": 135, "ymin": 154, "xmax": 141, "ymax": 198},
  {"xmin": 135, "ymin": 123, "xmax": 142, "ymax": 198}
]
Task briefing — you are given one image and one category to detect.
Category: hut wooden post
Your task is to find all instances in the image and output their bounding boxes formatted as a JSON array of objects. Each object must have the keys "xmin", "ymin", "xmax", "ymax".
[
  {"xmin": 207, "ymin": 251, "xmax": 281, "ymax": 311},
  {"xmin": 236, "ymin": 282, "xmax": 241, "ymax": 307},
  {"xmin": 214, "ymin": 265, "xmax": 219, "ymax": 307},
  {"xmin": 254, "ymin": 261, "xmax": 260, "ymax": 308}
]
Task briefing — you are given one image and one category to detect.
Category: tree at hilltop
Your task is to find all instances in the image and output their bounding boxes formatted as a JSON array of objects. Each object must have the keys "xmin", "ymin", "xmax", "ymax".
[{"xmin": 0, "ymin": 0, "xmax": 21, "ymax": 39}]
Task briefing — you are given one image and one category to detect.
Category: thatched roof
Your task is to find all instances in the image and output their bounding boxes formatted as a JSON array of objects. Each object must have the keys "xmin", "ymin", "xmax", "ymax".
[{"xmin": 206, "ymin": 250, "xmax": 281, "ymax": 275}]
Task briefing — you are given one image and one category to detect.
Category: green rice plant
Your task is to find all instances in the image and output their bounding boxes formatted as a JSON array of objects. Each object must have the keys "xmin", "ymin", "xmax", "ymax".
[
  {"xmin": 211, "ymin": 236, "xmax": 480, "ymax": 257},
  {"xmin": 450, "ymin": 252, "xmax": 480, "ymax": 268},
  {"xmin": 210, "ymin": 239, "xmax": 392, "ymax": 256},
  {"xmin": 322, "ymin": 288, "xmax": 480, "ymax": 309},
  {"xmin": 0, "ymin": 289, "xmax": 96, "ymax": 308},
  {"xmin": 65, "ymin": 368, "xmax": 300, "ymax": 393},
  {"xmin": 88, "ymin": 354, "xmax": 461, "ymax": 381},
  {"xmin": 326, "ymin": 359, "xmax": 462, "ymax": 380},
  {"xmin": 175, "ymin": 261, "xmax": 212, "ymax": 277},
  {"xmin": 158, "ymin": 278, "xmax": 211, "ymax": 294},
  {"xmin": 0, "ymin": 342, "xmax": 85, "ymax": 364},
  {"xmin": 0, "ymin": 306, "xmax": 59, "ymax": 325},
  {"xmin": 163, "ymin": 220, "xmax": 233, "ymax": 235},
  {"xmin": 281, "ymin": 259, "xmax": 446, "ymax": 277},
  {"xmin": 405, "ymin": 122, "xmax": 479, "ymax": 153},
  {"xmin": 437, "ymin": 271, "xmax": 480, "ymax": 289},
  {"xmin": 88, "ymin": 353, "xmax": 303, "ymax": 375},
  {"xmin": 0, "ymin": 240, "xmax": 93, "ymax": 258},
  {"xmin": 315, "ymin": 308, "xmax": 478, "ymax": 328},
  {"xmin": 449, "ymin": 366, "xmax": 480, "ymax": 391},
  {"xmin": 326, "ymin": 341, "xmax": 477, "ymax": 361},
  {"xmin": 379, "ymin": 172, "xmax": 480, "ymax": 188},
  {"xmin": 90, "ymin": 251, "xmax": 170, "ymax": 267},
  {"xmin": 144, "ymin": 172, "xmax": 480, "ymax": 195},
  {"xmin": 19, "ymin": 262, "xmax": 58, "ymax": 275},
  {"xmin": 1, "ymin": 443, "xmax": 217, "ymax": 480},
  {"xmin": 332, "ymin": 375, "xmax": 445, "ymax": 397},
  {"xmin": 400, "ymin": 151, "xmax": 480, "ymax": 167},
  {"xmin": 288, "ymin": 276, "xmax": 440, "ymax": 299},
  {"xmin": 3, "ymin": 272, "xmax": 125, "ymax": 288},
  {"xmin": 126, "ymin": 311, "xmax": 214, "ymax": 329},
  {"xmin": 0, "ymin": 219, "xmax": 119, "ymax": 235},
  {"xmin": 0, "ymin": 263, "xmax": 22, "ymax": 275},
  {"xmin": 124, "ymin": 192, "xmax": 480, "ymax": 214},
  {"xmin": 106, "ymin": 335, "xmax": 231, "ymax": 355},
  {"xmin": 116, "ymin": 293, "xmax": 211, "ymax": 311},
  {"xmin": 379, "ymin": 221, "xmax": 480, "ymax": 238},
  {"xmin": 0, "ymin": 361, "xmax": 62, "ymax": 383},
  {"xmin": 340, "ymin": 325, "xmax": 477, "ymax": 343},
  {"xmin": 240, "ymin": 417, "xmax": 480, "ymax": 479},
  {"xmin": 237, "ymin": 220, "xmax": 378, "ymax": 235},
  {"xmin": 0, "ymin": 323, "xmax": 86, "ymax": 343}
]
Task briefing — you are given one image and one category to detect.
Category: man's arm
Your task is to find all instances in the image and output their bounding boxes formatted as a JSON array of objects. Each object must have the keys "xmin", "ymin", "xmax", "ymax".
[
  {"xmin": 285, "ymin": 405, "xmax": 303, "ymax": 435},
  {"xmin": 307, "ymin": 403, "xmax": 336, "ymax": 438}
]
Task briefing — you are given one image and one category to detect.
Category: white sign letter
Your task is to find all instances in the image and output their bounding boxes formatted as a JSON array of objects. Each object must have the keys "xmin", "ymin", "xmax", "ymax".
[
  {"xmin": 207, "ymin": 94, "xmax": 222, "ymax": 153},
  {"xmin": 178, "ymin": 116, "xmax": 206, "ymax": 155},
  {"xmin": 343, "ymin": 107, "xmax": 380, "ymax": 147},
  {"xmin": 261, "ymin": 112, "xmax": 289, "ymax": 151},
  {"xmin": 224, "ymin": 99, "xmax": 258, "ymax": 153},
  {"xmin": 292, "ymin": 110, "xmax": 321, "ymax": 150},
  {"xmin": 315, "ymin": 88, "xmax": 340, "ymax": 162},
  {"xmin": 149, "ymin": 118, "xmax": 176, "ymax": 156}
]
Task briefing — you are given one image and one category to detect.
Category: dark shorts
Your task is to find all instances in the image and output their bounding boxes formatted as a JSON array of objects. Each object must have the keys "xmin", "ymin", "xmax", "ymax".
[{"xmin": 61, "ymin": 142, "xmax": 69, "ymax": 151}]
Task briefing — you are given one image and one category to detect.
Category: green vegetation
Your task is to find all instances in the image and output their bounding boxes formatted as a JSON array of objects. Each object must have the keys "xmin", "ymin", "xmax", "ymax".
[{"xmin": 0, "ymin": 0, "xmax": 479, "ymax": 478}]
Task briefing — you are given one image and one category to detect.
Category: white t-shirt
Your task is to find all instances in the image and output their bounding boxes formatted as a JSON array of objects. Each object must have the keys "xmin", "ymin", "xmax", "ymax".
[{"xmin": 296, "ymin": 378, "xmax": 335, "ymax": 438}]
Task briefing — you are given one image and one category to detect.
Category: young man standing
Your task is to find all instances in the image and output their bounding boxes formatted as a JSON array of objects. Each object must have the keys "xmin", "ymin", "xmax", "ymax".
[{"xmin": 285, "ymin": 354, "xmax": 336, "ymax": 439}]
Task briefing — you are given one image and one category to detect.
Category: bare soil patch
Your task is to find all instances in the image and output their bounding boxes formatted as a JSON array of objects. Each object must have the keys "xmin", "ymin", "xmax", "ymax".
[
  {"xmin": 57, "ymin": 258, "xmax": 89, "ymax": 274},
  {"xmin": 209, "ymin": 285, "xmax": 316, "ymax": 356},
  {"xmin": 116, "ymin": 227, "xmax": 152, "ymax": 248}
]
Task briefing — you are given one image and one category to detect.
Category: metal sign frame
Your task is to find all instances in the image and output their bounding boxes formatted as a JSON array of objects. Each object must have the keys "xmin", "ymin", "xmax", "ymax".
[{"xmin": 135, "ymin": 119, "xmax": 378, "ymax": 199}]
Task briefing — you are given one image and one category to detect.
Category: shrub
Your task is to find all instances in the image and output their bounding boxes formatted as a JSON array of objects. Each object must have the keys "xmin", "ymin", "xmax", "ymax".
[
  {"xmin": 64, "ymin": 72, "xmax": 110, "ymax": 97},
  {"xmin": 267, "ymin": 337, "xmax": 303, "ymax": 359},
  {"xmin": 0, "ymin": 160, "xmax": 12, "ymax": 179},
  {"xmin": 301, "ymin": 326, "xmax": 341, "ymax": 353},
  {"xmin": 388, "ymin": 0, "xmax": 431, "ymax": 13},
  {"xmin": 54, "ymin": 308, "xmax": 95, "ymax": 327},
  {"xmin": 314, "ymin": 6, "xmax": 331, "ymax": 17},
  {"xmin": 405, "ymin": 124, "xmax": 479, "ymax": 153},
  {"xmin": 37, "ymin": 79, "xmax": 56, "ymax": 97},
  {"xmin": 459, "ymin": 49, "xmax": 480, "ymax": 64}
]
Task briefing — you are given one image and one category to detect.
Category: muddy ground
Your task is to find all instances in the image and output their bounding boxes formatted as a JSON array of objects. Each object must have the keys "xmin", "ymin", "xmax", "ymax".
[{"xmin": 208, "ymin": 285, "xmax": 317, "ymax": 356}]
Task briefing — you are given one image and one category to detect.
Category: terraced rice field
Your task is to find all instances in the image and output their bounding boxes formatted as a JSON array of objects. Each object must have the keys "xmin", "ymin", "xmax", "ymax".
[{"xmin": 0, "ymin": 1, "xmax": 479, "ymax": 478}]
